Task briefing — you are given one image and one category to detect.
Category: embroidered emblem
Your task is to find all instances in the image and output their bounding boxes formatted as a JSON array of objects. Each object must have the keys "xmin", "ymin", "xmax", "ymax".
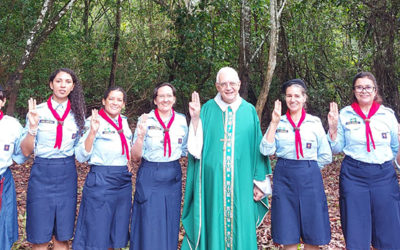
[
  {"xmin": 345, "ymin": 118, "xmax": 360, "ymax": 125},
  {"xmin": 39, "ymin": 119, "xmax": 55, "ymax": 124},
  {"xmin": 382, "ymin": 132, "xmax": 387, "ymax": 139},
  {"xmin": 178, "ymin": 138, "xmax": 183, "ymax": 144},
  {"xmin": 306, "ymin": 143, "xmax": 312, "ymax": 149},
  {"xmin": 102, "ymin": 127, "xmax": 115, "ymax": 134},
  {"xmin": 4, "ymin": 145, "xmax": 10, "ymax": 151},
  {"xmin": 276, "ymin": 128, "xmax": 289, "ymax": 133}
]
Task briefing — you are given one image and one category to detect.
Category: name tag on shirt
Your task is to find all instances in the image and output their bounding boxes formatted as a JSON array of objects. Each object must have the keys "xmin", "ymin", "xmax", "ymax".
[
  {"xmin": 39, "ymin": 119, "xmax": 55, "ymax": 124},
  {"xmin": 345, "ymin": 118, "xmax": 360, "ymax": 125},
  {"xmin": 306, "ymin": 143, "xmax": 312, "ymax": 149},
  {"xmin": 102, "ymin": 131, "xmax": 116, "ymax": 135},
  {"xmin": 4, "ymin": 145, "xmax": 10, "ymax": 151},
  {"xmin": 148, "ymin": 126, "xmax": 162, "ymax": 131},
  {"xmin": 276, "ymin": 128, "xmax": 289, "ymax": 133}
]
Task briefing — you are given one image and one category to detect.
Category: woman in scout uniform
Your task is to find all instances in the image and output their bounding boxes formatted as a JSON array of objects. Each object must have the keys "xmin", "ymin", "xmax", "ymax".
[
  {"xmin": 20, "ymin": 68, "xmax": 86, "ymax": 249},
  {"xmin": 328, "ymin": 72, "xmax": 400, "ymax": 250},
  {"xmin": 130, "ymin": 82, "xmax": 188, "ymax": 250},
  {"xmin": 0, "ymin": 85, "xmax": 27, "ymax": 250},
  {"xmin": 73, "ymin": 86, "xmax": 133, "ymax": 250},
  {"xmin": 260, "ymin": 79, "xmax": 332, "ymax": 250}
]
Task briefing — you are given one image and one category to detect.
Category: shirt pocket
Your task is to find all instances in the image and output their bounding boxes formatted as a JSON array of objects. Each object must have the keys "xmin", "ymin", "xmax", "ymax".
[
  {"xmin": 370, "ymin": 120, "xmax": 391, "ymax": 146},
  {"xmin": 146, "ymin": 128, "xmax": 164, "ymax": 149},
  {"xmin": 343, "ymin": 122, "xmax": 364, "ymax": 144},
  {"xmin": 37, "ymin": 120, "xmax": 57, "ymax": 145},
  {"xmin": 301, "ymin": 132, "xmax": 317, "ymax": 152}
]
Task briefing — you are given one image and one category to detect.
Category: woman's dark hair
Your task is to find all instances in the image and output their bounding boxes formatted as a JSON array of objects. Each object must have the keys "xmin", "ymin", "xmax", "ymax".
[
  {"xmin": 152, "ymin": 82, "xmax": 176, "ymax": 108},
  {"xmin": 0, "ymin": 85, "xmax": 5, "ymax": 100},
  {"xmin": 351, "ymin": 71, "xmax": 382, "ymax": 104},
  {"xmin": 152, "ymin": 82, "xmax": 176, "ymax": 101},
  {"xmin": 49, "ymin": 68, "xmax": 86, "ymax": 132},
  {"xmin": 103, "ymin": 86, "xmax": 127, "ymax": 104}
]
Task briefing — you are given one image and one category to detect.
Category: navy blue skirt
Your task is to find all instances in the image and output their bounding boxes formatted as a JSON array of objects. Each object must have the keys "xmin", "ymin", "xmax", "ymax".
[
  {"xmin": 26, "ymin": 156, "xmax": 77, "ymax": 244},
  {"xmin": 73, "ymin": 165, "xmax": 132, "ymax": 250},
  {"xmin": 271, "ymin": 158, "xmax": 331, "ymax": 245},
  {"xmin": 340, "ymin": 156, "xmax": 400, "ymax": 250},
  {"xmin": 130, "ymin": 159, "xmax": 182, "ymax": 250},
  {"xmin": 0, "ymin": 168, "xmax": 18, "ymax": 249}
]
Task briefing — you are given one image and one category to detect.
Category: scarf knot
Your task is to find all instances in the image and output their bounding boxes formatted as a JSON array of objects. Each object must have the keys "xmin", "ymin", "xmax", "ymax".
[
  {"xmin": 286, "ymin": 108, "xmax": 306, "ymax": 160},
  {"xmin": 351, "ymin": 101, "xmax": 380, "ymax": 152},
  {"xmin": 154, "ymin": 108, "xmax": 175, "ymax": 157},
  {"xmin": 98, "ymin": 109, "xmax": 130, "ymax": 160},
  {"xmin": 47, "ymin": 96, "xmax": 71, "ymax": 149}
]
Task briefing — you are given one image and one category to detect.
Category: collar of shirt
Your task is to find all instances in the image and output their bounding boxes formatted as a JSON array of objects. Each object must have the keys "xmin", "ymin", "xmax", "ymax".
[
  {"xmin": 281, "ymin": 113, "xmax": 313, "ymax": 124},
  {"xmin": 342, "ymin": 104, "xmax": 387, "ymax": 117},
  {"xmin": 148, "ymin": 109, "xmax": 173, "ymax": 124},
  {"xmin": 50, "ymin": 98, "xmax": 68, "ymax": 115},
  {"xmin": 214, "ymin": 93, "xmax": 242, "ymax": 113}
]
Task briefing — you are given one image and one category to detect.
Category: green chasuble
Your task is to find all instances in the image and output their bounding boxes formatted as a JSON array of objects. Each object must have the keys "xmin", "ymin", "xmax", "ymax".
[{"xmin": 182, "ymin": 98, "xmax": 271, "ymax": 250}]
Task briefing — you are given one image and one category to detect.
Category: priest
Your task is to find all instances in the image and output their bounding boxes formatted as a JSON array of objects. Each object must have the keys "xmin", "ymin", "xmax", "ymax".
[{"xmin": 182, "ymin": 67, "xmax": 271, "ymax": 250}]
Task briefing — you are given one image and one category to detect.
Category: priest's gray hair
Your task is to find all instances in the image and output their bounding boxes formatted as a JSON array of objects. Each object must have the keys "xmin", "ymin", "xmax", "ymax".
[{"xmin": 216, "ymin": 67, "xmax": 240, "ymax": 84}]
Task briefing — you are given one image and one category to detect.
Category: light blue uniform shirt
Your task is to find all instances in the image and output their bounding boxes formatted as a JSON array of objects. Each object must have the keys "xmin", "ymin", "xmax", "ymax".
[
  {"xmin": 133, "ymin": 110, "xmax": 188, "ymax": 162},
  {"xmin": 22, "ymin": 99, "xmax": 80, "ymax": 158},
  {"xmin": 260, "ymin": 114, "xmax": 332, "ymax": 168},
  {"xmin": 75, "ymin": 114, "xmax": 133, "ymax": 166},
  {"xmin": 328, "ymin": 105, "xmax": 398, "ymax": 164},
  {"xmin": 0, "ymin": 115, "xmax": 27, "ymax": 175}
]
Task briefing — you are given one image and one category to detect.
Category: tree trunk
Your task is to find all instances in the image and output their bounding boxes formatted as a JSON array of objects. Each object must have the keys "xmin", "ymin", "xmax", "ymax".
[
  {"xmin": 255, "ymin": 0, "xmax": 286, "ymax": 120},
  {"xmin": 109, "ymin": 0, "xmax": 122, "ymax": 88},
  {"xmin": 366, "ymin": 0, "xmax": 400, "ymax": 116},
  {"xmin": 238, "ymin": 0, "xmax": 251, "ymax": 100},
  {"xmin": 5, "ymin": 0, "xmax": 78, "ymax": 115}
]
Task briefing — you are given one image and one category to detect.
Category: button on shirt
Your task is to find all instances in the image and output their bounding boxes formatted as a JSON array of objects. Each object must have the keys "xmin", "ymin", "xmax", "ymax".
[
  {"xmin": 21, "ymin": 99, "xmax": 80, "ymax": 158},
  {"xmin": 134, "ymin": 110, "xmax": 188, "ymax": 162},
  {"xmin": 260, "ymin": 114, "xmax": 332, "ymax": 168},
  {"xmin": 0, "ymin": 115, "xmax": 27, "ymax": 175},
  {"xmin": 75, "ymin": 114, "xmax": 133, "ymax": 166},
  {"xmin": 328, "ymin": 105, "xmax": 398, "ymax": 164}
]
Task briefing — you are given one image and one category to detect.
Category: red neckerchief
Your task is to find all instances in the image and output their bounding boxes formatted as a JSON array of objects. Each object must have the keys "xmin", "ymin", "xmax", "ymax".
[
  {"xmin": 351, "ymin": 101, "xmax": 380, "ymax": 152},
  {"xmin": 98, "ymin": 109, "xmax": 130, "ymax": 160},
  {"xmin": 0, "ymin": 110, "xmax": 3, "ymax": 120},
  {"xmin": 286, "ymin": 108, "xmax": 306, "ymax": 159},
  {"xmin": 47, "ymin": 96, "xmax": 71, "ymax": 149},
  {"xmin": 154, "ymin": 108, "xmax": 175, "ymax": 157},
  {"xmin": 0, "ymin": 177, "xmax": 4, "ymax": 211}
]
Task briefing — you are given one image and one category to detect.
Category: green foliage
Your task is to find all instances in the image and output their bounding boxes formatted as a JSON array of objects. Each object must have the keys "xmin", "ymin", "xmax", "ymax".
[{"xmin": 0, "ymin": 0, "xmax": 399, "ymax": 122}]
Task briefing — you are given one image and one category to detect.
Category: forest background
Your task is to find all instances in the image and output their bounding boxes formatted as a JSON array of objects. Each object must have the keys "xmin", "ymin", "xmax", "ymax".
[
  {"xmin": 1, "ymin": 0, "xmax": 400, "ymax": 249},
  {"xmin": 1, "ymin": 0, "xmax": 400, "ymax": 122}
]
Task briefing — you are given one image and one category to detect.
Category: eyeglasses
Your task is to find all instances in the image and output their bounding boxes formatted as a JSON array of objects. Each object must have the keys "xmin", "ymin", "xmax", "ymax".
[
  {"xmin": 157, "ymin": 94, "xmax": 174, "ymax": 100},
  {"xmin": 218, "ymin": 81, "xmax": 239, "ymax": 88},
  {"xmin": 354, "ymin": 85, "xmax": 375, "ymax": 93}
]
